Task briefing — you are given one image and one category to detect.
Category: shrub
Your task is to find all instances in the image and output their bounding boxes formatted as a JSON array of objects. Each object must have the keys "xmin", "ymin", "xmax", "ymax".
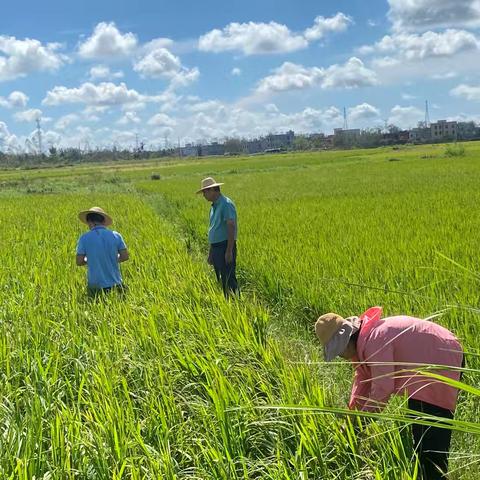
[{"xmin": 445, "ymin": 143, "xmax": 466, "ymax": 157}]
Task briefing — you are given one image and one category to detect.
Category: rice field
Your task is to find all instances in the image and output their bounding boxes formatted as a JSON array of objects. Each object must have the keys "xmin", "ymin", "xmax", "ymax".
[{"xmin": 0, "ymin": 143, "xmax": 479, "ymax": 478}]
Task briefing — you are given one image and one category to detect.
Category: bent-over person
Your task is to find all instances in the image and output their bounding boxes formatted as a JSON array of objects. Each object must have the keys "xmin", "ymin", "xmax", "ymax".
[
  {"xmin": 197, "ymin": 177, "xmax": 238, "ymax": 296},
  {"xmin": 76, "ymin": 206, "xmax": 129, "ymax": 296},
  {"xmin": 315, "ymin": 307, "xmax": 463, "ymax": 480}
]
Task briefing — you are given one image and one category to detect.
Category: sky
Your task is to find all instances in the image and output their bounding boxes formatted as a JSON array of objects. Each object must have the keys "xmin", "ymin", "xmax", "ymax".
[{"xmin": 1, "ymin": 0, "xmax": 480, "ymax": 152}]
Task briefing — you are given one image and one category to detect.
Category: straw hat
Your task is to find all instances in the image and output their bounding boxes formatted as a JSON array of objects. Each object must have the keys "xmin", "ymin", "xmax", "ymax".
[
  {"xmin": 78, "ymin": 206, "xmax": 112, "ymax": 226},
  {"xmin": 315, "ymin": 313, "xmax": 360, "ymax": 361},
  {"xmin": 196, "ymin": 177, "xmax": 224, "ymax": 193}
]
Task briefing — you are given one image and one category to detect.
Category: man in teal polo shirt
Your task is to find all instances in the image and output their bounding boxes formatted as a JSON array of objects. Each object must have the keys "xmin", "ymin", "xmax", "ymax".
[
  {"xmin": 76, "ymin": 206, "xmax": 129, "ymax": 296},
  {"xmin": 197, "ymin": 177, "xmax": 238, "ymax": 296}
]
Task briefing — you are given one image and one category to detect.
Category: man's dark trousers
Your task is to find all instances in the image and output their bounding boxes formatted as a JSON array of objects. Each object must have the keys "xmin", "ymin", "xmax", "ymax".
[{"xmin": 211, "ymin": 240, "xmax": 238, "ymax": 295}]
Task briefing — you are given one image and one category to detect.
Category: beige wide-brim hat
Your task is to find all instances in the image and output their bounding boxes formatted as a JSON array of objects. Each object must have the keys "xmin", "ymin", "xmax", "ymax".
[
  {"xmin": 196, "ymin": 176, "xmax": 224, "ymax": 193},
  {"xmin": 315, "ymin": 313, "xmax": 360, "ymax": 361},
  {"xmin": 78, "ymin": 206, "xmax": 113, "ymax": 226}
]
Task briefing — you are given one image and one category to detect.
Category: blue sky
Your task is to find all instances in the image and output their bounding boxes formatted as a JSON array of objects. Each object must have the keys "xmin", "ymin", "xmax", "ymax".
[{"xmin": 1, "ymin": 0, "xmax": 480, "ymax": 151}]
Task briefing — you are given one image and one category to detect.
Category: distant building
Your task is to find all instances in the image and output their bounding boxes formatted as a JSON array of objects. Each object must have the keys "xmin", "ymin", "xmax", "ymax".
[
  {"xmin": 264, "ymin": 130, "xmax": 295, "ymax": 150},
  {"xmin": 180, "ymin": 144, "xmax": 199, "ymax": 157},
  {"xmin": 409, "ymin": 126, "xmax": 432, "ymax": 143},
  {"xmin": 333, "ymin": 128, "xmax": 361, "ymax": 147},
  {"xmin": 200, "ymin": 142, "xmax": 225, "ymax": 156},
  {"xmin": 431, "ymin": 120, "xmax": 458, "ymax": 141},
  {"xmin": 381, "ymin": 130, "xmax": 410, "ymax": 145},
  {"xmin": 245, "ymin": 130, "xmax": 295, "ymax": 154},
  {"xmin": 334, "ymin": 128, "xmax": 361, "ymax": 138},
  {"xmin": 457, "ymin": 121, "xmax": 479, "ymax": 140},
  {"xmin": 245, "ymin": 139, "xmax": 264, "ymax": 154}
]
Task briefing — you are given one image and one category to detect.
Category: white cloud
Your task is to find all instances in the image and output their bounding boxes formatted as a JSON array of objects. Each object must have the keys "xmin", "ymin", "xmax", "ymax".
[
  {"xmin": 450, "ymin": 83, "xmax": 480, "ymax": 101},
  {"xmin": 388, "ymin": 105, "xmax": 424, "ymax": 128},
  {"xmin": 0, "ymin": 36, "xmax": 66, "ymax": 81},
  {"xmin": 0, "ymin": 122, "xmax": 20, "ymax": 152},
  {"xmin": 117, "ymin": 111, "xmax": 141, "ymax": 125},
  {"xmin": 257, "ymin": 62, "xmax": 324, "ymax": 93},
  {"xmin": 176, "ymin": 103, "xmax": 346, "ymax": 143},
  {"xmin": 55, "ymin": 114, "xmax": 80, "ymax": 130},
  {"xmin": 82, "ymin": 105, "xmax": 109, "ymax": 121},
  {"xmin": 147, "ymin": 113, "xmax": 177, "ymax": 127},
  {"xmin": 360, "ymin": 30, "xmax": 479, "ymax": 61},
  {"xmin": 78, "ymin": 22, "xmax": 138, "ymax": 59},
  {"xmin": 198, "ymin": 21, "xmax": 308, "ymax": 55},
  {"xmin": 256, "ymin": 57, "xmax": 377, "ymax": 94},
  {"xmin": 185, "ymin": 100, "xmax": 223, "ymax": 113},
  {"xmin": 134, "ymin": 48, "xmax": 181, "ymax": 77},
  {"xmin": 168, "ymin": 68, "xmax": 200, "ymax": 88},
  {"xmin": 141, "ymin": 38, "xmax": 175, "ymax": 52},
  {"xmin": 198, "ymin": 14, "xmax": 352, "ymax": 55},
  {"xmin": 432, "ymin": 71, "xmax": 457, "ymax": 80},
  {"xmin": 43, "ymin": 130, "xmax": 62, "ymax": 147},
  {"xmin": 265, "ymin": 103, "xmax": 279, "ymax": 113},
  {"xmin": 133, "ymin": 47, "xmax": 199, "ymax": 88},
  {"xmin": 89, "ymin": 65, "xmax": 124, "ymax": 80},
  {"xmin": 348, "ymin": 103, "xmax": 380, "ymax": 122},
  {"xmin": 304, "ymin": 12, "xmax": 353, "ymax": 41},
  {"xmin": 0, "ymin": 90, "xmax": 29, "ymax": 108},
  {"xmin": 42, "ymin": 82, "xmax": 143, "ymax": 106},
  {"xmin": 321, "ymin": 57, "xmax": 378, "ymax": 89},
  {"xmin": 14, "ymin": 108, "xmax": 43, "ymax": 123},
  {"xmin": 231, "ymin": 67, "xmax": 242, "ymax": 76},
  {"xmin": 402, "ymin": 93, "xmax": 417, "ymax": 100},
  {"xmin": 388, "ymin": 0, "xmax": 480, "ymax": 31}
]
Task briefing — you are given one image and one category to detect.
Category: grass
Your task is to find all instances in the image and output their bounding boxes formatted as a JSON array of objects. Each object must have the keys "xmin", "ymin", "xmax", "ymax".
[{"xmin": 0, "ymin": 143, "xmax": 479, "ymax": 478}]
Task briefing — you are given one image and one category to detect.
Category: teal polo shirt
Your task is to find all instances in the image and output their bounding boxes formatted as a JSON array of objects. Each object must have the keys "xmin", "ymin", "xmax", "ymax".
[{"xmin": 208, "ymin": 194, "xmax": 237, "ymax": 244}]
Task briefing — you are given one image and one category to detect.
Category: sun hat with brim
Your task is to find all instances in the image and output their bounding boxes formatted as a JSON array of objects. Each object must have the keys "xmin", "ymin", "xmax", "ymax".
[
  {"xmin": 315, "ymin": 313, "xmax": 361, "ymax": 361},
  {"xmin": 196, "ymin": 176, "xmax": 224, "ymax": 193},
  {"xmin": 78, "ymin": 207, "xmax": 112, "ymax": 226}
]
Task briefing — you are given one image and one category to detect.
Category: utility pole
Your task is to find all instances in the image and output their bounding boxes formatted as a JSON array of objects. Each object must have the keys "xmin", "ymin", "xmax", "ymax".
[
  {"xmin": 36, "ymin": 117, "xmax": 42, "ymax": 154},
  {"xmin": 425, "ymin": 100, "xmax": 431, "ymax": 128}
]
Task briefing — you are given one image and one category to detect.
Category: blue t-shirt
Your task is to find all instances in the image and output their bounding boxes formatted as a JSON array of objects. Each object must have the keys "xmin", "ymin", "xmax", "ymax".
[
  {"xmin": 208, "ymin": 194, "xmax": 237, "ymax": 244},
  {"xmin": 76, "ymin": 226, "xmax": 127, "ymax": 288}
]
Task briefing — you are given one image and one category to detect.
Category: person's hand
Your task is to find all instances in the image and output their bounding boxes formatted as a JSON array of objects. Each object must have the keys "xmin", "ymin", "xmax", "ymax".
[
  {"xmin": 207, "ymin": 252, "xmax": 214, "ymax": 265},
  {"xmin": 225, "ymin": 250, "xmax": 233, "ymax": 264}
]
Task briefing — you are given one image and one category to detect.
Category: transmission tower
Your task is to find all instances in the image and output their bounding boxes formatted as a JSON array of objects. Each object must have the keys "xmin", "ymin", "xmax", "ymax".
[
  {"xmin": 343, "ymin": 107, "xmax": 349, "ymax": 130},
  {"xmin": 424, "ymin": 100, "xmax": 431, "ymax": 127},
  {"xmin": 36, "ymin": 117, "xmax": 42, "ymax": 154}
]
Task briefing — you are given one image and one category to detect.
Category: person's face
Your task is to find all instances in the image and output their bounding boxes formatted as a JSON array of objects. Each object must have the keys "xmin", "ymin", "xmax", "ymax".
[
  {"xmin": 339, "ymin": 340, "xmax": 357, "ymax": 360},
  {"xmin": 202, "ymin": 188, "xmax": 217, "ymax": 202}
]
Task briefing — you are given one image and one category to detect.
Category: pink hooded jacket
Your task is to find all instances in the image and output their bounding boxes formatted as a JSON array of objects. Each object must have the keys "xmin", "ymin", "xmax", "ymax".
[{"xmin": 349, "ymin": 307, "xmax": 463, "ymax": 412}]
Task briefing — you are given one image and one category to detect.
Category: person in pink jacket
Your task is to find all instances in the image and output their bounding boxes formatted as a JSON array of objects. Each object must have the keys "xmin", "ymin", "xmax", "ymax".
[{"xmin": 315, "ymin": 307, "xmax": 464, "ymax": 480}]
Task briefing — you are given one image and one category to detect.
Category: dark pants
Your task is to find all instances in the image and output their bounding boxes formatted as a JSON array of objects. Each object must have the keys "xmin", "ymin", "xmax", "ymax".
[
  {"xmin": 210, "ymin": 241, "xmax": 238, "ymax": 296},
  {"xmin": 87, "ymin": 284, "xmax": 127, "ymax": 299},
  {"xmin": 408, "ymin": 399, "xmax": 454, "ymax": 479}
]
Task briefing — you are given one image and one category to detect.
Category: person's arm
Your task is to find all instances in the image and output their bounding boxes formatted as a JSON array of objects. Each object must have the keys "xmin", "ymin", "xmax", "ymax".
[
  {"xmin": 118, "ymin": 248, "xmax": 129, "ymax": 263},
  {"xmin": 76, "ymin": 236, "xmax": 86, "ymax": 266},
  {"xmin": 361, "ymin": 341, "xmax": 395, "ymax": 412},
  {"xmin": 349, "ymin": 365, "xmax": 372, "ymax": 411},
  {"xmin": 115, "ymin": 232, "xmax": 129, "ymax": 263},
  {"xmin": 76, "ymin": 254, "xmax": 87, "ymax": 266},
  {"xmin": 225, "ymin": 219, "xmax": 236, "ymax": 264}
]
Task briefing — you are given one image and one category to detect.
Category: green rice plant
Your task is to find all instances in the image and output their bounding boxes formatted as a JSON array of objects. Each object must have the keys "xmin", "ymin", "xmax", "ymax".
[{"xmin": 0, "ymin": 143, "xmax": 479, "ymax": 477}]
